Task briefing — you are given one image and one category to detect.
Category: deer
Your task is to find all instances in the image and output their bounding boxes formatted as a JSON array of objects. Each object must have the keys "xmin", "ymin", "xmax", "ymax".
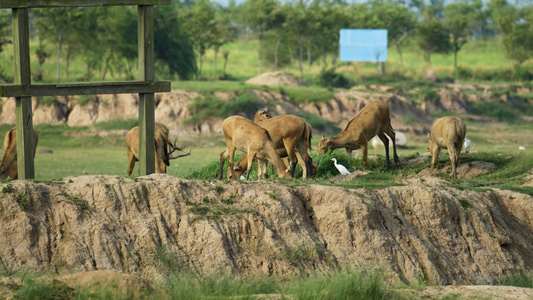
[
  {"xmin": 317, "ymin": 101, "xmax": 400, "ymax": 169},
  {"xmin": 227, "ymin": 109, "xmax": 315, "ymax": 179},
  {"xmin": 427, "ymin": 116, "xmax": 466, "ymax": 179},
  {"xmin": 0, "ymin": 126, "xmax": 39, "ymax": 180},
  {"xmin": 218, "ymin": 115, "xmax": 290, "ymax": 181},
  {"xmin": 126, "ymin": 122, "xmax": 190, "ymax": 176}
]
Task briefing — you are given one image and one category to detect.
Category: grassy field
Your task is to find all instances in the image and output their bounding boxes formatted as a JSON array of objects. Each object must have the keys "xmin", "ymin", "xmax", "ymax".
[{"xmin": 0, "ymin": 37, "xmax": 524, "ymax": 85}]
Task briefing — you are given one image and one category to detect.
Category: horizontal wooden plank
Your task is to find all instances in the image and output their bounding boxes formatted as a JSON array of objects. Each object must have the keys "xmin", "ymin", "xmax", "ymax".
[
  {"xmin": 0, "ymin": 81, "xmax": 171, "ymax": 97},
  {"xmin": 0, "ymin": 0, "xmax": 170, "ymax": 8}
]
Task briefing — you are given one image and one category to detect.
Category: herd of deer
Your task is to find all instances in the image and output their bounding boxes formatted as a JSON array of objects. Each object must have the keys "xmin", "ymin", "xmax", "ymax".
[{"xmin": 0, "ymin": 100, "xmax": 467, "ymax": 181}]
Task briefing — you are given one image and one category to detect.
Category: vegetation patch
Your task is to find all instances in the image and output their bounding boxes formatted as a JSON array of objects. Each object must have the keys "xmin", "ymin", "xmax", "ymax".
[{"xmin": 185, "ymin": 92, "xmax": 264, "ymax": 125}]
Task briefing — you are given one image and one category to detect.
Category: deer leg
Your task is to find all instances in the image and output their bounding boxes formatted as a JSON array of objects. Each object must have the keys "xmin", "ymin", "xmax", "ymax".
[
  {"xmin": 127, "ymin": 147, "xmax": 137, "ymax": 176},
  {"xmin": 296, "ymin": 142, "xmax": 311, "ymax": 179},
  {"xmin": 383, "ymin": 125, "xmax": 400, "ymax": 164},
  {"xmin": 430, "ymin": 147, "xmax": 440, "ymax": 176},
  {"xmin": 361, "ymin": 143, "xmax": 368, "ymax": 169},
  {"xmin": 448, "ymin": 144, "xmax": 458, "ymax": 179},
  {"xmin": 219, "ymin": 148, "xmax": 230, "ymax": 180},
  {"xmin": 246, "ymin": 151, "xmax": 257, "ymax": 181},
  {"xmin": 377, "ymin": 131, "xmax": 390, "ymax": 169}
]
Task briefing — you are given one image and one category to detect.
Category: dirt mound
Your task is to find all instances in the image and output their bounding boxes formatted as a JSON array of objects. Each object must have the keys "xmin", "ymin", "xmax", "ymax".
[
  {"xmin": 245, "ymin": 71, "xmax": 308, "ymax": 87},
  {"xmin": 401, "ymin": 285, "xmax": 533, "ymax": 299},
  {"xmin": 1, "ymin": 175, "xmax": 532, "ymax": 286},
  {"xmin": 418, "ymin": 160, "xmax": 497, "ymax": 179}
]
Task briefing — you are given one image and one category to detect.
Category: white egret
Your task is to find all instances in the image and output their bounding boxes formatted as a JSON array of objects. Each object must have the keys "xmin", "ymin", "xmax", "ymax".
[
  {"xmin": 331, "ymin": 158, "xmax": 351, "ymax": 175},
  {"xmin": 464, "ymin": 136, "xmax": 471, "ymax": 153}
]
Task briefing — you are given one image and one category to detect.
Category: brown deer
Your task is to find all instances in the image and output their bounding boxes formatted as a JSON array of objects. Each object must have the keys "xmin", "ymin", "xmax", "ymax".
[
  {"xmin": 428, "ymin": 116, "xmax": 466, "ymax": 179},
  {"xmin": 218, "ymin": 116, "xmax": 290, "ymax": 181},
  {"xmin": 317, "ymin": 101, "xmax": 400, "ymax": 169},
  {"xmin": 0, "ymin": 126, "xmax": 39, "ymax": 180},
  {"xmin": 228, "ymin": 111, "xmax": 315, "ymax": 179},
  {"xmin": 126, "ymin": 122, "xmax": 190, "ymax": 176}
]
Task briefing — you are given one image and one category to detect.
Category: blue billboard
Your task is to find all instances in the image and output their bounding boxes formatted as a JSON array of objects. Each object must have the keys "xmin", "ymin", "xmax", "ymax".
[{"xmin": 339, "ymin": 29, "xmax": 388, "ymax": 62}]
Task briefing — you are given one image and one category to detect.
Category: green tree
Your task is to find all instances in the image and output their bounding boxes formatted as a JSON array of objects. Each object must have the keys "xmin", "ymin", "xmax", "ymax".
[
  {"xmin": 444, "ymin": 0, "xmax": 480, "ymax": 72},
  {"xmin": 488, "ymin": 0, "xmax": 533, "ymax": 64},
  {"xmin": 415, "ymin": 14, "xmax": 451, "ymax": 65},
  {"xmin": 154, "ymin": 4, "xmax": 198, "ymax": 80},
  {"xmin": 242, "ymin": 0, "xmax": 280, "ymax": 74},
  {"xmin": 0, "ymin": 10, "xmax": 11, "ymax": 83},
  {"xmin": 183, "ymin": 0, "xmax": 217, "ymax": 77},
  {"xmin": 284, "ymin": 0, "xmax": 313, "ymax": 76},
  {"xmin": 369, "ymin": 1, "xmax": 417, "ymax": 66},
  {"xmin": 34, "ymin": 7, "xmax": 82, "ymax": 82}
]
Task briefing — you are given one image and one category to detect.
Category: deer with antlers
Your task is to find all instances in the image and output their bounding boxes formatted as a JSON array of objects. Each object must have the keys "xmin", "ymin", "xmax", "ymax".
[{"xmin": 126, "ymin": 122, "xmax": 190, "ymax": 176}]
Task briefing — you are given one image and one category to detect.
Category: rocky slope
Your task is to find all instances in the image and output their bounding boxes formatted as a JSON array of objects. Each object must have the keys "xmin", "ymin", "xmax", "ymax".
[
  {"xmin": 1, "ymin": 175, "xmax": 532, "ymax": 286},
  {"xmin": 5, "ymin": 83, "xmax": 522, "ymax": 138}
]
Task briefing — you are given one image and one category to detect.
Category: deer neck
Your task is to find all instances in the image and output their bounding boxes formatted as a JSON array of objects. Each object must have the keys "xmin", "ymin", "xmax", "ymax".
[{"xmin": 330, "ymin": 132, "xmax": 356, "ymax": 150}]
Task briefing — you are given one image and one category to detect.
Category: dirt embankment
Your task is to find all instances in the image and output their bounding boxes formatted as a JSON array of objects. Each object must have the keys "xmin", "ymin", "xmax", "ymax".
[
  {"xmin": 1, "ymin": 175, "xmax": 532, "ymax": 286},
  {"xmin": 7, "ymin": 80, "xmax": 528, "ymax": 139}
]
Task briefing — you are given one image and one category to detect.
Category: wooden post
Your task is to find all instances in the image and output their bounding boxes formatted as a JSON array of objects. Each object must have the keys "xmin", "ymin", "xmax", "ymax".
[
  {"xmin": 13, "ymin": 8, "xmax": 34, "ymax": 180},
  {"xmin": 137, "ymin": 5, "xmax": 155, "ymax": 175}
]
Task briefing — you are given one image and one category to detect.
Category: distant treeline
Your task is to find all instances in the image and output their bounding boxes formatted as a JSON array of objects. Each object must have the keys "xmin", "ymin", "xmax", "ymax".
[{"xmin": 0, "ymin": 0, "xmax": 532, "ymax": 83}]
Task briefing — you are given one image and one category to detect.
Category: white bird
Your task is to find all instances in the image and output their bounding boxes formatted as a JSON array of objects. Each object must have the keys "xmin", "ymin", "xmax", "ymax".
[
  {"xmin": 519, "ymin": 146, "xmax": 525, "ymax": 150},
  {"xmin": 331, "ymin": 158, "xmax": 351, "ymax": 175},
  {"xmin": 464, "ymin": 136, "xmax": 471, "ymax": 153}
]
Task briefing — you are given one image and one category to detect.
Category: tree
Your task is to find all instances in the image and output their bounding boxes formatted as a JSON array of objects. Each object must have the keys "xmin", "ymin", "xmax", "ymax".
[
  {"xmin": 242, "ymin": 0, "xmax": 280, "ymax": 74},
  {"xmin": 183, "ymin": 0, "xmax": 217, "ymax": 77},
  {"xmin": 416, "ymin": 14, "xmax": 451, "ymax": 65},
  {"xmin": 369, "ymin": 2, "xmax": 417, "ymax": 66},
  {"xmin": 154, "ymin": 4, "xmax": 198, "ymax": 80},
  {"xmin": 34, "ymin": 7, "xmax": 82, "ymax": 82},
  {"xmin": 0, "ymin": 10, "xmax": 11, "ymax": 83},
  {"xmin": 444, "ymin": 0, "xmax": 480, "ymax": 72},
  {"xmin": 488, "ymin": 0, "xmax": 533, "ymax": 65},
  {"xmin": 284, "ymin": 0, "xmax": 313, "ymax": 76}
]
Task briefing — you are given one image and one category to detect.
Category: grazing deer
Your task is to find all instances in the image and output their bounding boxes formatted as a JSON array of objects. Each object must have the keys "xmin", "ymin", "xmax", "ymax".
[
  {"xmin": 318, "ymin": 101, "xmax": 400, "ymax": 169},
  {"xmin": 0, "ymin": 126, "xmax": 39, "ymax": 180},
  {"xmin": 126, "ymin": 122, "xmax": 190, "ymax": 176},
  {"xmin": 428, "ymin": 116, "xmax": 466, "ymax": 179},
  {"xmin": 228, "ymin": 111, "xmax": 315, "ymax": 179},
  {"xmin": 218, "ymin": 116, "xmax": 290, "ymax": 181}
]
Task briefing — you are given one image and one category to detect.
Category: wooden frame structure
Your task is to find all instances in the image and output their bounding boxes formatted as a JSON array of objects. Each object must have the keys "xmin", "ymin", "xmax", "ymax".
[{"xmin": 0, "ymin": 0, "xmax": 171, "ymax": 179}]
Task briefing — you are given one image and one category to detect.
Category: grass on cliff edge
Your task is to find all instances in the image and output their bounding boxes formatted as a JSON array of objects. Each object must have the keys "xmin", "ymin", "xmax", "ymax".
[
  {"xmin": 4, "ymin": 268, "xmax": 404, "ymax": 300},
  {"xmin": 6, "ymin": 268, "xmax": 533, "ymax": 299}
]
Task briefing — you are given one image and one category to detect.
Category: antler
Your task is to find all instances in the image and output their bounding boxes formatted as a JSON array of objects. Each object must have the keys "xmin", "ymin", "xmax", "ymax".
[{"xmin": 168, "ymin": 133, "xmax": 191, "ymax": 160}]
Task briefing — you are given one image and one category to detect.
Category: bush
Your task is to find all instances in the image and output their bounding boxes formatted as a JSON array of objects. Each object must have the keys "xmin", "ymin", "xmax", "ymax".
[
  {"xmin": 318, "ymin": 68, "xmax": 353, "ymax": 89},
  {"xmin": 185, "ymin": 92, "xmax": 264, "ymax": 126}
]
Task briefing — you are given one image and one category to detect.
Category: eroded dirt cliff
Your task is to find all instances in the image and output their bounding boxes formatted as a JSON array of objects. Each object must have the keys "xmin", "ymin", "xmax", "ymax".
[{"xmin": 0, "ymin": 175, "xmax": 532, "ymax": 285}]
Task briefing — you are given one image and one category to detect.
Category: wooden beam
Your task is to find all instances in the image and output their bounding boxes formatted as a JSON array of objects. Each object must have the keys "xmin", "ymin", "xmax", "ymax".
[
  {"xmin": 1, "ymin": 0, "xmax": 170, "ymax": 8},
  {"xmin": 0, "ymin": 81, "xmax": 171, "ymax": 97},
  {"xmin": 137, "ymin": 5, "xmax": 155, "ymax": 176},
  {"xmin": 12, "ymin": 8, "xmax": 35, "ymax": 180}
]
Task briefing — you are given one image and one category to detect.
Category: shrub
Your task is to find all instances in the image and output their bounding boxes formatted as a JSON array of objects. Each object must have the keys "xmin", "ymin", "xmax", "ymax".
[
  {"xmin": 318, "ymin": 68, "xmax": 353, "ymax": 89},
  {"xmin": 185, "ymin": 92, "xmax": 263, "ymax": 126}
]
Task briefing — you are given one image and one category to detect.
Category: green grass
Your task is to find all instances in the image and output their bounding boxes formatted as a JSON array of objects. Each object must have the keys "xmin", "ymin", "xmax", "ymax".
[
  {"xmin": 498, "ymin": 271, "xmax": 533, "ymax": 288},
  {"xmin": 6, "ymin": 268, "xmax": 404, "ymax": 300}
]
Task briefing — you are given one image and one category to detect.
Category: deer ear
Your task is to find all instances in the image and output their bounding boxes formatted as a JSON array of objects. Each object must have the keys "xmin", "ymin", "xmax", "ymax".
[
  {"xmin": 321, "ymin": 134, "xmax": 325, "ymax": 139},
  {"xmin": 427, "ymin": 133, "xmax": 431, "ymax": 140},
  {"xmin": 234, "ymin": 165, "xmax": 241, "ymax": 171}
]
